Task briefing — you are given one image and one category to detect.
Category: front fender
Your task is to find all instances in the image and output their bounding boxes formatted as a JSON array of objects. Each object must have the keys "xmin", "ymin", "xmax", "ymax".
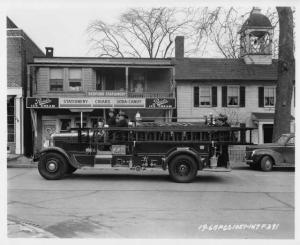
[
  {"xmin": 34, "ymin": 147, "xmax": 79, "ymax": 168},
  {"xmin": 252, "ymin": 149, "xmax": 283, "ymax": 165},
  {"xmin": 164, "ymin": 147, "xmax": 202, "ymax": 170}
]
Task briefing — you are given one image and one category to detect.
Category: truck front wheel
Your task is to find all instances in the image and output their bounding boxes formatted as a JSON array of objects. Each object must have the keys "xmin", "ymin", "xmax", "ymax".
[
  {"xmin": 38, "ymin": 152, "xmax": 68, "ymax": 180},
  {"xmin": 168, "ymin": 155, "xmax": 198, "ymax": 183}
]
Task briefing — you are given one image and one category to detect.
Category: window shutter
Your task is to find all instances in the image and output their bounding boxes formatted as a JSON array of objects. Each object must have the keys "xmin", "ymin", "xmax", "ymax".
[
  {"xmin": 212, "ymin": 87, "xmax": 217, "ymax": 107},
  {"xmin": 240, "ymin": 86, "xmax": 245, "ymax": 107},
  {"xmin": 222, "ymin": 86, "xmax": 227, "ymax": 107},
  {"xmin": 258, "ymin": 87, "xmax": 264, "ymax": 107},
  {"xmin": 194, "ymin": 86, "xmax": 199, "ymax": 107}
]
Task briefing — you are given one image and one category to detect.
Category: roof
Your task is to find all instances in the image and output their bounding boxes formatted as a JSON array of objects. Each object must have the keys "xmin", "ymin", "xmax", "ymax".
[
  {"xmin": 252, "ymin": 112, "xmax": 295, "ymax": 120},
  {"xmin": 241, "ymin": 10, "xmax": 272, "ymax": 32},
  {"xmin": 175, "ymin": 58, "xmax": 280, "ymax": 81},
  {"xmin": 32, "ymin": 57, "xmax": 173, "ymax": 67}
]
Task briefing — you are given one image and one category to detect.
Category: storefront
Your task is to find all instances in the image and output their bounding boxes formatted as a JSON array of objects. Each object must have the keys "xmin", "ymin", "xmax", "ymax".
[
  {"xmin": 7, "ymin": 86, "xmax": 23, "ymax": 154},
  {"xmin": 27, "ymin": 97, "xmax": 176, "ymax": 150}
]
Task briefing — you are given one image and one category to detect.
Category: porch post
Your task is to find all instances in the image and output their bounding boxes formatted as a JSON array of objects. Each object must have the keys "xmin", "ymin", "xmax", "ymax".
[{"xmin": 125, "ymin": 67, "xmax": 129, "ymax": 93}]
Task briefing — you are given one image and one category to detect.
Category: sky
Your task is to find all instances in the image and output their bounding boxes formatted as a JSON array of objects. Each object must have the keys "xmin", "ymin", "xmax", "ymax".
[{"xmin": 3, "ymin": 0, "xmax": 286, "ymax": 58}]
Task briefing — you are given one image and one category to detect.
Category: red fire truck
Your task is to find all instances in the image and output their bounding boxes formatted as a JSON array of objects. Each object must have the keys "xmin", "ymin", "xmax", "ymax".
[{"xmin": 34, "ymin": 122, "xmax": 254, "ymax": 183}]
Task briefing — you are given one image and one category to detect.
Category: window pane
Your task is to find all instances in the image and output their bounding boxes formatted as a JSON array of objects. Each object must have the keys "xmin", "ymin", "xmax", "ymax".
[
  {"xmin": 264, "ymin": 88, "xmax": 275, "ymax": 106},
  {"xmin": 69, "ymin": 69, "xmax": 82, "ymax": 79},
  {"xmin": 228, "ymin": 87, "xmax": 239, "ymax": 105},
  {"xmin": 199, "ymin": 87, "xmax": 211, "ymax": 105},
  {"xmin": 50, "ymin": 68, "xmax": 63, "ymax": 79},
  {"xmin": 8, "ymin": 125, "xmax": 14, "ymax": 133},
  {"xmin": 7, "ymin": 116, "xmax": 14, "ymax": 124},
  {"xmin": 8, "ymin": 134, "xmax": 15, "ymax": 142}
]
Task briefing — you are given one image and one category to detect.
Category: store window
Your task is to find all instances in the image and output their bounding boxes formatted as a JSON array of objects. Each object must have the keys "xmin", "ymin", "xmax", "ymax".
[
  {"xmin": 264, "ymin": 87, "xmax": 276, "ymax": 107},
  {"xmin": 50, "ymin": 68, "xmax": 63, "ymax": 91},
  {"xmin": 60, "ymin": 119, "xmax": 71, "ymax": 132},
  {"xmin": 227, "ymin": 86, "xmax": 239, "ymax": 106},
  {"xmin": 7, "ymin": 97, "xmax": 15, "ymax": 143},
  {"xmin": 69, "ymin": 68, "xmax": 82, "ymax": 91},
  {"xmin": 199, "ymin": 87, "xmax": 211, "ymax": 106}
]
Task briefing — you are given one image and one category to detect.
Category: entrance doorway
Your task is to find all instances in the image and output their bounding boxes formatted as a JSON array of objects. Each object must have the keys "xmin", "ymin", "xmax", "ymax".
[{"xmin": 263, "ymin": 124, "xmax": 273, "ymax": 143}]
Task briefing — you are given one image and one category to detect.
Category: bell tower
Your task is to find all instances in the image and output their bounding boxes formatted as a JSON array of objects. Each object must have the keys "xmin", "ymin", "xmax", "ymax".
[{"xmin": 239, "ymin": 7, "xmax": 274, "ymax": 65}]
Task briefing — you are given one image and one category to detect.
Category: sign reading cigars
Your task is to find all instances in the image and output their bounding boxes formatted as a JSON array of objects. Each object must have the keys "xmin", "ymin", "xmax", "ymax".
[{"xmin": 27, "ymin": 97, "xmax": 176, "ymax": 109}]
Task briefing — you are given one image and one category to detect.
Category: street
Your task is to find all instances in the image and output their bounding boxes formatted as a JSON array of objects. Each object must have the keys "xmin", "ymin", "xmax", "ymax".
[{"xmin": 7, "ymin": 164, "xmax": 294, "ymax": 239}]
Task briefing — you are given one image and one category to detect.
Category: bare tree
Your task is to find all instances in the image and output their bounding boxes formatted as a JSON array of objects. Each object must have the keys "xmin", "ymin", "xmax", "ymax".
[
  {"xmin": 87, "ymin": 7, "xmax": 224, "ymax": 58},
  {"xmin": 272, "ymin": 7, "xmax": 294, "ymax": 141},
  {"xmin": 192, "ymin": 7, "xmax": 279, "ymax": 59},
  {"xmin": 87, "ymin": 8, "xmax": 194, "ymax": 58}
]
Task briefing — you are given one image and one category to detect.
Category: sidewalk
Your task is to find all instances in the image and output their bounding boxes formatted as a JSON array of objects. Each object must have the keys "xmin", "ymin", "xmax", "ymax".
[
  {"xmin": 8, "ymin": 218, "xmax": 56, "ymax": 238},
  {"xmin": 7, "ymin": 154, "xmax": 37, "ymax": 168}
]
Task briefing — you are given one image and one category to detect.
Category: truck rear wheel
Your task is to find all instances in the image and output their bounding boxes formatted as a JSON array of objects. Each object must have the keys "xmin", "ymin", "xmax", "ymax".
[
  {"xmin": 168, "ymin": 155, "xmax": 198, "ymax": 183},
  {"xmin": 38, "ymin": 152, "xmax": 68, "ymax": 180}
]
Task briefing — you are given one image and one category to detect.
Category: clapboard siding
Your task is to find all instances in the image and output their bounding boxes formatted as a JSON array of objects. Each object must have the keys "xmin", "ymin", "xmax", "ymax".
[{"xmin": 34, "ymin": 67, "xmax": 95, "ymax": 97}]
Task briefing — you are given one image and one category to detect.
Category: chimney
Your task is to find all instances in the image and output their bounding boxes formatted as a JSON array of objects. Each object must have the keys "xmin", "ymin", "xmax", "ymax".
[
  {"xmin": 175, "ymin": 36, "xmax": 184, "ymax": 59},
  {"xmin": 45, "ymin": 47, "xmax": 54, "ymax": 57}
]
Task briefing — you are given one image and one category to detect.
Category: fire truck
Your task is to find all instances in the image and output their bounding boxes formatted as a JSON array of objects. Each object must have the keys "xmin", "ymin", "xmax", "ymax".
[{"xmin": 34, "ymin": 122, "xmax": 255, "ymax": 183}]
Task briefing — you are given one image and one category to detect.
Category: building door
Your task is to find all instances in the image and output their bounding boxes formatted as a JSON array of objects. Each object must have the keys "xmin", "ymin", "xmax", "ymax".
[
  {"xmin": 42, "ymin": 120, "xmax": 57, "ymax": 148},
  {"xmin": 263, "ymin": 124, "xmax": 273, "ymax": 143}
]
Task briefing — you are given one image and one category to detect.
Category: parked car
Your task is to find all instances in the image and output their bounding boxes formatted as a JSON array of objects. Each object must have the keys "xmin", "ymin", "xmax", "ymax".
[{"xmin": 245, "ymin": 133, "xmax": 295, "ymax": 171}]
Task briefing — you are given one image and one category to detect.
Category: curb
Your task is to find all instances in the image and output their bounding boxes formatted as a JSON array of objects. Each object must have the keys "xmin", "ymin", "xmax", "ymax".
[
  {"xmin": 7, "ymin": 163, "xmax": 38, "ymax": 168},
  {"xmin": 7, "ymin": 156, "xmax": 22, "ymax": 162}
]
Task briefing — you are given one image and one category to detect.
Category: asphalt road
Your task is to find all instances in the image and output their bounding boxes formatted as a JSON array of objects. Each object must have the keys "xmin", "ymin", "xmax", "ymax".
[{"xmin": 7, "ymin": 164, "xmax": 294, "ymax": 239}]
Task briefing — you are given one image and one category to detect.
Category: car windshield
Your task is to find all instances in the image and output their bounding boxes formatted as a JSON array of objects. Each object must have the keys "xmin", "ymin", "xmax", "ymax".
[{"xmin": 276, "ymin": 134, "xmax": 290, "ymax": 144}]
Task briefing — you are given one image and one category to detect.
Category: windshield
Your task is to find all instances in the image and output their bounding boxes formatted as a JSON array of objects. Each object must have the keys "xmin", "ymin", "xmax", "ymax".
[{"xmin": 276, "ymin": 134, "xmax": 290, "ymax": 144}]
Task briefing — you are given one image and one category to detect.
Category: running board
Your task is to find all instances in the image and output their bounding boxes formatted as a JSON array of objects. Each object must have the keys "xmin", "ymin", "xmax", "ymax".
[{"xmin": 202, "ymin": 167, "xmax": 231, "ymax": 172}]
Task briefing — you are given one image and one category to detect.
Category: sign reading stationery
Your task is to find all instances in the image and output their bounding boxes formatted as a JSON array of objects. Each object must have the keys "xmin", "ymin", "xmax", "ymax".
[{"xmin": 26, "ymin": 98, "xmax": 59, "ymax": 108}]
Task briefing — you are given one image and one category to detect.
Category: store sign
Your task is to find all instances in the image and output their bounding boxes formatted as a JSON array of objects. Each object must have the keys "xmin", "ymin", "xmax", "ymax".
[
  {"xmin": 59, "ymin": 97, "xmax": 144, "ymax": 108},
  {"xmin": 27, "ymin": 97, "xmax": 174, "ymax": 109},
  {"xmin": 26, "ymin": 98, "xmax": 59, "ymax": 108},
  {"xmin": 145, "ymin": 98, "xmax": 176, "ymax": 109},
  {"xmin": 114, "ymin": 98, "xmax": 145, "ymax": 108},
  {"xmin": 87, "ymin": 91, "xmax": 127, "ymax": 97}
]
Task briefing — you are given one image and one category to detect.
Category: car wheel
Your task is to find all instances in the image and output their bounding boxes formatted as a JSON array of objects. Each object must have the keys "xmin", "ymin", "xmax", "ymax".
[
  {"xmin": 38, "ymin": 152, "xmax": 68, "ymax": 180},
  {"xmin": 168, "ymin": 155, "xmax": 198, "ymax": 183},
  {"xmin": 260, "ymin": 156, "xmax": 273, "ymax": 171}
]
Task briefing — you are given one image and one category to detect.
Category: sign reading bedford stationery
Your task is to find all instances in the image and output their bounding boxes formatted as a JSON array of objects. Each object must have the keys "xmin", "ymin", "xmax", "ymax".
[
  {"xmin": 26, "ymin": 98, "xmax": 59, "ymax": 108},
  {"xmin": 145, "ymin": 98, "xmax": 176, "ymax": 108},
  {"xmin": 26, "ymin": 97, "xmax": 175, "ymax": 109}
]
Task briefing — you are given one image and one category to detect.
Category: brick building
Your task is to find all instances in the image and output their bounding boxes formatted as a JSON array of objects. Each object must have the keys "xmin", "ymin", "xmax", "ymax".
[
  {"xmin": 175, "ymin": 8, "xmax": 295, "ymax": 144},
  {"xmin": 7, "ymin": 17, "xmax": 45, "ymax": 155},
  {"xmin": 26, "ymin": 50, "xmax": 175, "ymax": 152}
]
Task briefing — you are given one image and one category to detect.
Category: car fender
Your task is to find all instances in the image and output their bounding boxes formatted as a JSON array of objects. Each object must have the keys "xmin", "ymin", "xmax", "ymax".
[
  {"xmin": 252, "ymin": 149, "xmax": 283, "ymax": 165},
  {"xmin": 34, "ymin": 147, "xmax": 79, "ymax": 168},
  {"xmin": 164, "ymin": 147, "xmax": 203, "ymax": 170}
]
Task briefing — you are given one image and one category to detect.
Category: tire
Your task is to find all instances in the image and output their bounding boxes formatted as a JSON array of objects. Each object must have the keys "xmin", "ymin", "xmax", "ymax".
[
  {"xmin": 38, "ymin": 152, "xmax": 68, "ymax": 180},
  {"xmin": 66, "ymin": 164, "xmax": 77, "ymax": 174},
  {"xmin": 260, "ymin": 156, "xmax": 273, "ymax": 171},
  {"xmin": 168, "ymin": 155, "xmax": 198, "ymax": 183}
]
